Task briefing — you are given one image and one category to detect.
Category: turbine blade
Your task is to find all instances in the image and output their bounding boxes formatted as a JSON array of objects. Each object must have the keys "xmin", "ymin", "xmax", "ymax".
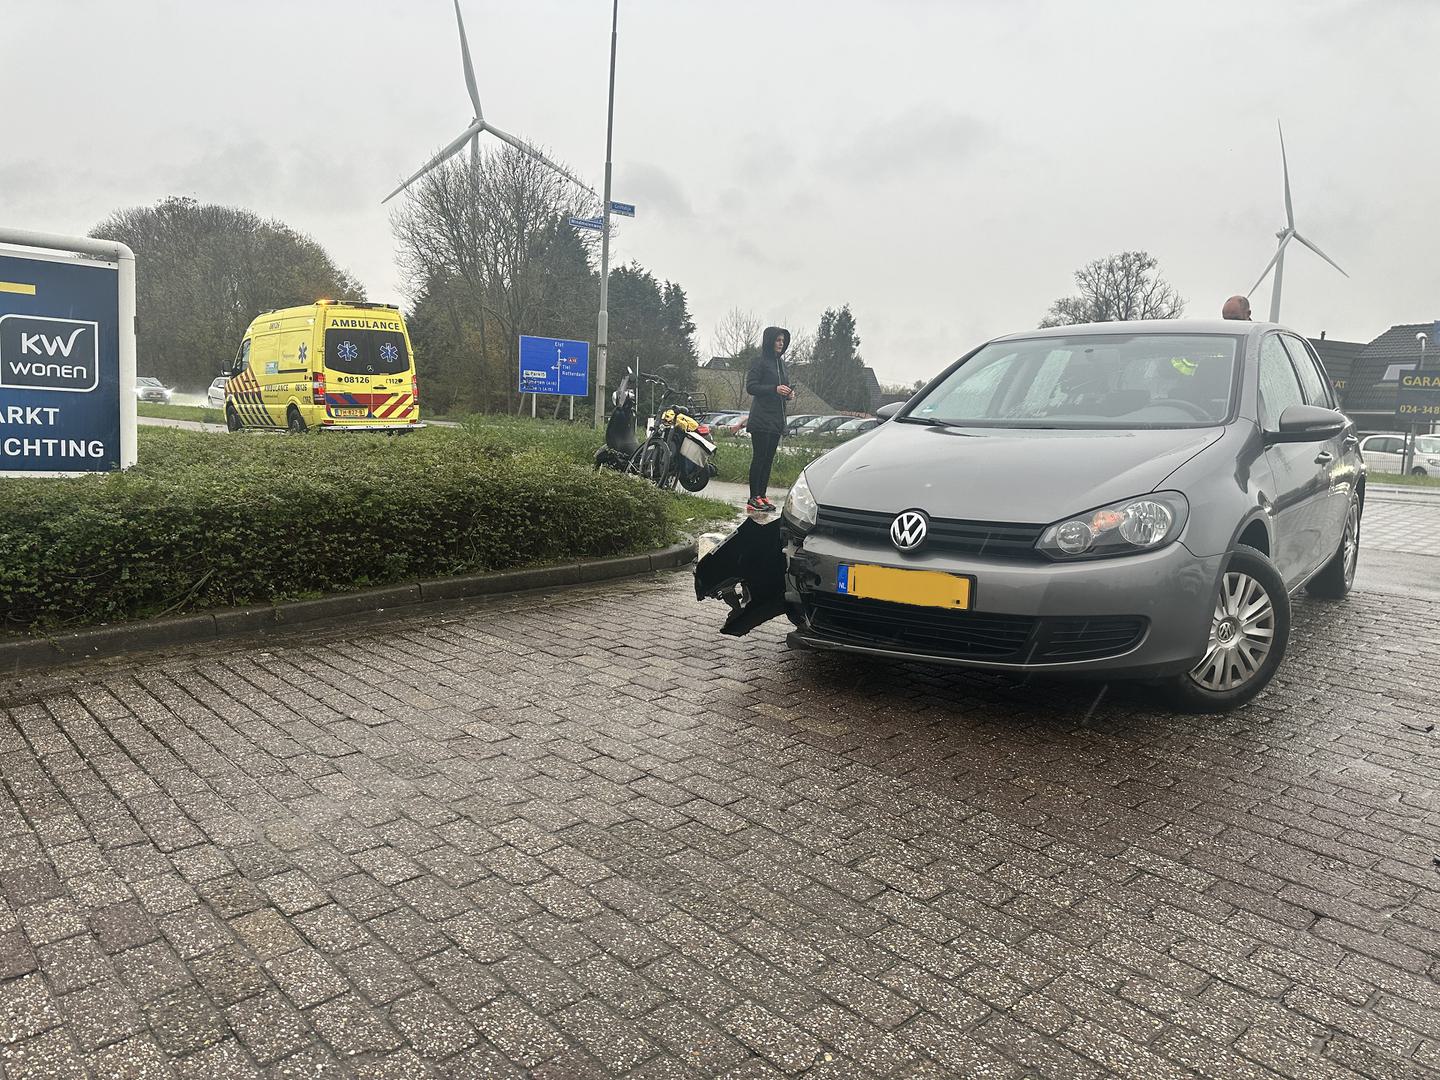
[
  {"xmin": 1293, "ymin": 232, "xmax": 1350, "ymax": 278},
  {"xmin": 1248, "ymin": 233, "xmax": 1293, "ymax": 296},
  {"xmin": 382, "ymin": 121, "xmax": 484, "ymax": 203},
  {"xmin": 1278, "ymin": 120, "xmax": 1294, "ymax": 229},
  {"xmin": 483, "ymin": 123, "xmax": 598, "ymax": 195},
  {"xmin": 454, "ymin": 0, "xmax": 483, "ymax": 120}
]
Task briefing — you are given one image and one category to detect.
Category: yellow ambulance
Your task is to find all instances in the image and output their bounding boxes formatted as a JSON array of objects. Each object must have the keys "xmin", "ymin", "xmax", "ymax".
[{"xmin": 224, "ymin": 301, "xmax": 421, "ymax": 432}]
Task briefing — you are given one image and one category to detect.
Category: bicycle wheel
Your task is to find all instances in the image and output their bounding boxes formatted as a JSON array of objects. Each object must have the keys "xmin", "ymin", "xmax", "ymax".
[{"xmin": 631, "ymin": 439, "xmax": 672, "ymax": 487}]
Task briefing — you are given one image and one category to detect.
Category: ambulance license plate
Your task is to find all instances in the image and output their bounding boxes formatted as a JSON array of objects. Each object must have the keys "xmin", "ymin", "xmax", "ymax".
[
  {"xmin": 836, "ymin": 564, "xmax": 972, "ymax": 610},
  {"xmin": 334, "ymin": 408, "xmax": 368, "ymax": 418}
]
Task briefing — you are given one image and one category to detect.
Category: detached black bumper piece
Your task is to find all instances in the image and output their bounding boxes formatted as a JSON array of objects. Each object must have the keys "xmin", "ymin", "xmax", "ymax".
[{"xmin": 693, "ymin": 518, "xmax": 787, "ymax": 636}]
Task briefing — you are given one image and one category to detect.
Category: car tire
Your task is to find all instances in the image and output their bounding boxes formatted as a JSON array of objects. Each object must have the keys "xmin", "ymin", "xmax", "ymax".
[
  {"xmin": 1305, "ymin": 493, "xmax": 1361, "ymax": 600},
  {"xmin": 225, "ymin": 406, "xmax": 242, "ymax": 433},
  {"xmin": 1161, "ymin": 545, "xmax": 1290, "ymax": 714},
  {"xmin": 286, "ymin": 406, "xmax": 307, "ymax": 434},
  {"xmin": 1411, "ymin": 466, "xmax": 1427, "ymax": 477}
]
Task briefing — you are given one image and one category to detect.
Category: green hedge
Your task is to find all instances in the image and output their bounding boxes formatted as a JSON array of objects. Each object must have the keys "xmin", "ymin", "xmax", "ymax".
[{"xmin": 0, "ymin": 426, "xmax": 670, "ymax": 632}]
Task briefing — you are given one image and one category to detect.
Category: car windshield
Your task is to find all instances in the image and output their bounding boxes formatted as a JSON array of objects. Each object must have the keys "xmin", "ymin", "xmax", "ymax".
[
  {"xmin": 907, "ymin": 333, "xmax": 1241, "ymax": 429},
  {"xmin": 137, "ymin": 377, "xmax": 162, "ymax": 387},
  {"xmin": 1418, "ymin": 435, "xmax": 1440, "ymax": 455}
]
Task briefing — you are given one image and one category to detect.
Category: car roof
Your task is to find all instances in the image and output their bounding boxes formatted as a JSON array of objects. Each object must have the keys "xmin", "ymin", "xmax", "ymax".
[{"xmin": 992, "ymin": 318, "xmax": 1276, "ymax": 344}]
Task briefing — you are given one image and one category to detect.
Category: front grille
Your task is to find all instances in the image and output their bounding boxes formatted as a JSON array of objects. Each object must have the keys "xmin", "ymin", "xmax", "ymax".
[
  {"xmin": 814, "ymin": 506, "xmax": 1046, "ymax": 560},
  {"xmin": 803, "ymin": 593, "xmax": 1145, "ymax": 664}
]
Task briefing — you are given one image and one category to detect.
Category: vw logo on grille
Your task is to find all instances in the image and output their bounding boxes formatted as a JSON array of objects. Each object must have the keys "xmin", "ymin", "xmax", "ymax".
[{"xmin": 890, "ymin": 510, "xmax": 929, "ymax": 551}]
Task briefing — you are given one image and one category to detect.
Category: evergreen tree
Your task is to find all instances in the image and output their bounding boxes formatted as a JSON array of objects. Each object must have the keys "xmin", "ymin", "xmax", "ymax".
[{"xmin": 808, "ymin": 304, "xmax": 868, "ymax": 411}]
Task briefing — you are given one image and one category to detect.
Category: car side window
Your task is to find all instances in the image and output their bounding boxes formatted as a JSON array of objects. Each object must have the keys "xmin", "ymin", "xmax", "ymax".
[
  {"xmin": 1258, "ymin": 335, "xmax": 1306, "ymax": 430},
  {"xmin": 1281, "ymin": 335, "xmax": 1335, "ymax": 409},
  {"xmin": 233, "ymin": 340, "xmax": 250, "ymax": 375},
  {"xmin": 1366, "ymin": 436, "xmax": 1401, "ymax": 455}
]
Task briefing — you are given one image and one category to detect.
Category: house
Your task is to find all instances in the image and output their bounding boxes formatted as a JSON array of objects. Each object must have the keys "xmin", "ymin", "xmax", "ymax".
[
  {"xmin": 1336, "ymin": 322, "xmax": 1439, "ymax": 434},
  {"xmin": 693, "ymin": 368, "xmax": 836, "ymax": 415},
  {"xmin": 1306, "ymin": 335, "xmax": 1366, "ymax": 406}
]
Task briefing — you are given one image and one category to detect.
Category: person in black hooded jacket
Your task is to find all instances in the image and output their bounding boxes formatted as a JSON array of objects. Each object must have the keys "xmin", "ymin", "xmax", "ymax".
[{"xmin": 744, "ymin": 326, "xmax": 793, "ymax": 512}]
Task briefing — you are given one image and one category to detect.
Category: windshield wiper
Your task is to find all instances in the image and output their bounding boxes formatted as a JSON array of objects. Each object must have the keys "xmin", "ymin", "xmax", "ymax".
[{"xmin": 896, "ymin": 415, "xmax": 953, "ymax": 427}]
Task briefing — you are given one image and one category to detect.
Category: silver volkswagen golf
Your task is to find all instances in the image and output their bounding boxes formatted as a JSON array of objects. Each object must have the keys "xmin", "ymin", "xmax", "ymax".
[{"xmin": 696, "ymin": 320, "xmax": 1364, "ymax": 712}]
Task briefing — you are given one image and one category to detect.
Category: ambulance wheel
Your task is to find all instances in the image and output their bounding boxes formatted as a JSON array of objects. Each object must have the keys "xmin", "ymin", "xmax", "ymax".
[
  {"xmin": 286, "ymin": 406, "xmax": 307, "ymax": 434},
  {"xmin": 225, "ymin": 406, "xmax": 242, "ymax": 432}
]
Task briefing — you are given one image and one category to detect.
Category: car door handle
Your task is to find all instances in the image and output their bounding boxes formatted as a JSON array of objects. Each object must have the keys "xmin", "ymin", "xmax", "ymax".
[
  {"xmin": 1342, "ymin": 434, "xmax": 1359, "ymax": 448},
  {"xmin": 1314, "ymin": 451, "xmax": 1334, "ymax": 465}
]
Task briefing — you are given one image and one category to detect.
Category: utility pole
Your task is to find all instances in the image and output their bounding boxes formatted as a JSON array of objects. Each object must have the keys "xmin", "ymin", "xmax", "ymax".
[
  {"xmin": 1402, "ymin": 331, "xmax": 1427, "ymax": 475},
  {"xmin": 593, "ymin": 0, "xmax": 619, "ymax": 429}
]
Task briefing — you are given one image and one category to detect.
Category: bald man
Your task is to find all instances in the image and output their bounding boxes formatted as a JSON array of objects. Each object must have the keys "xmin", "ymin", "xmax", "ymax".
[{"xmin": 1222, "ymin": 295, "xmax": 1252, "ymax": 320}]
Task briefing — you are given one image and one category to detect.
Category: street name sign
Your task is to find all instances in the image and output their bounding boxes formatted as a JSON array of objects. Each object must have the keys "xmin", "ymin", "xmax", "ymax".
[
  {"xmin": 609, "ymin": 201, "xmax": 635, "ymax": 218},
  {"xmin": 568, "ymin": 216, "xmax": 604, "ymax": 231},
  {"xmin": 0, "ymin": 236, "xmax": 136, "ymax": 477},
  {"xmin": 518, "ymin": 335, "xmax": 590, "ymax": 396}
]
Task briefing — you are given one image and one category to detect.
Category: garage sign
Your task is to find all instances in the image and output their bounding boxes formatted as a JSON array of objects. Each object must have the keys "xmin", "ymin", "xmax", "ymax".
[
  {"xmin": 1397, "ymin": 371, "xmax": 1440, "ymax": 420},
  {"xmin": 0, "ymin": 233, "xmax": 136, "ymax": 477}
]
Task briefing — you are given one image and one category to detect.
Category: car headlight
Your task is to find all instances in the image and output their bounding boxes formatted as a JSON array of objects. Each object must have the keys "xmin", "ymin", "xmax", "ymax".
[
  {"xmin": 1038, "ymin": 492, "xmax": 1188, "ymax": 560},
  {"xmin": 783, "ymin": 470, "xmax": 818, "ymax": 531}
]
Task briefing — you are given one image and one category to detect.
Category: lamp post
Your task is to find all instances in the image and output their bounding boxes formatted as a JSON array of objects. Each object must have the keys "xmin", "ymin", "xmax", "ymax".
[
  {"xmin": 593, "ymin": 0, "xmax": 619, "ymax": 429},
  {"xmin": 1402, "ymin": 331, "xmax": 1427, "ymax": 475}
]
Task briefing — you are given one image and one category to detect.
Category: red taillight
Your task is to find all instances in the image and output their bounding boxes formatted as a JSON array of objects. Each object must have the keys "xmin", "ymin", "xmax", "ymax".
[
  {"xmin": 312, "ymin": 371, "xmax": 326, "ymax": 405},
  {"xmin": 697, "ymin": 424, "xmax": 710, "ymax": 435},
  {"xmin": 411, "ymin": 374, "xmax": 420, "ymax": 404}
]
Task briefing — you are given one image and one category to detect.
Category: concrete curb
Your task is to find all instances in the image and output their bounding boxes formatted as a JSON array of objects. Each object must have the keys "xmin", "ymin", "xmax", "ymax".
[{"xmin": 1, "ymin": 542, "xmax": 696, "ymax": 675}]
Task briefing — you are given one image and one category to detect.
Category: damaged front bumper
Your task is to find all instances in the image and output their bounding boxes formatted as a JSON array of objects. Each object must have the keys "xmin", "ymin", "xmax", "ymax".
[{"xmin": 693, "ymin": 517, "xmax": 789, "ymax": 635}]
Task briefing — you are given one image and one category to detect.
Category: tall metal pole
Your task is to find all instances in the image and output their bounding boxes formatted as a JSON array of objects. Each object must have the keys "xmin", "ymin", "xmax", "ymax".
[
  {"xmin": 1268, "ymin": 235, "xmax": 1285, "ymax": 323},
  {"xmin": 1403, "ymin": 334, "xmax": 1427, "ymax": 475},
  {"xmin": 593, "ymin": 0, "xmax": 619, "ymax": 429}
]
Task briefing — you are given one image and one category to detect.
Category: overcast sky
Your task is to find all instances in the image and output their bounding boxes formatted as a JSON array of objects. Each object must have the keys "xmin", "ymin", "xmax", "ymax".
[{"xmin": 4, "ymin": 0, "xmax": 1436, "ymax": 384}]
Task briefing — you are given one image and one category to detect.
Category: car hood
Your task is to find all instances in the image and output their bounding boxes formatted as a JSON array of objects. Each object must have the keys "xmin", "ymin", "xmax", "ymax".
[{"xmin": 805, "ymin": 422, "xmax": 1225, "ymax": 522}]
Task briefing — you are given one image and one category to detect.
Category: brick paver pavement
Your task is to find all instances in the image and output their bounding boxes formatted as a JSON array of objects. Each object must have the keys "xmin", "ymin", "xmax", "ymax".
[
  {"xmin": 0, "ymin": 576, "xmax": 1438, "ymax": 1078},
  {"xmin": 1362, "ymin": 494, "xmax": 1440, "ymax": 557}
]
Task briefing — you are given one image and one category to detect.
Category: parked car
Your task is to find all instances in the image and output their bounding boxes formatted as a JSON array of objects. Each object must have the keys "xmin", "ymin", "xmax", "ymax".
[
  {"xmin": 835, "ymin": 417, "xmax": 880, "ymax": 437},
  {"xmin": 135, "ymin": 377, "xmax": 172, "ymax": 403},
  {"xmin": 206, "ymin": 376, "xmax": 228, "ymax": 410},
  {"xmin": 784, "ymin": 414, "xmax": 820, "ymax": 435},
  {"xmin": 724, "ymin": 414, "xmax": 749, "ymax": 436},
  {"xmin": 706, "ymin": 413, "xmax": 741, "ymax": 430},
  {"xmin": 795, "ymin": 415, "xmax": 851, "ymax": 436},
  {"xmin": 1360, "ymin": 432, "xmax": 1440, "ymax": 476},
  {"xmin": 697, "ymin": 320, "xmax": 1364, "ymax": 713}
]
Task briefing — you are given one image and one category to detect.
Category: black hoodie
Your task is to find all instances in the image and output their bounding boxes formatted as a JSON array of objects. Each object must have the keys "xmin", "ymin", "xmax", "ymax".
[{"xmin": 745, "ymin": 326, "xmax": 791, "ymax": 436}]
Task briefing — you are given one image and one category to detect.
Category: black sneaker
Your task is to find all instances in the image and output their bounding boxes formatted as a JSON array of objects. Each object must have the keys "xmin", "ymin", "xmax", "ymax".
[
  {"xmin": 746, "ymin": 496, "xmax": 767, "ymax": 513},
  {"xmin": 758, "ymin": 496, "xmax": 779, "ymax": 512}
]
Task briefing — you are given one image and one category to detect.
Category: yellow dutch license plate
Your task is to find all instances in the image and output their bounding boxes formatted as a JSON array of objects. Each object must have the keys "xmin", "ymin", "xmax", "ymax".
[
  {"xmin": 334, "ymin": 408, "xmax": 368, "ymax": 418},
  {"xmin": 837, "ymin": 563, "xmax": 972, "ymax": 610}
]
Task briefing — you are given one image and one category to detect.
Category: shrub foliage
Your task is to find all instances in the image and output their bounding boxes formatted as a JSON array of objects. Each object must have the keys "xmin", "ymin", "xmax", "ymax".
[{"xmin": 1, "ymin": 427, "xmax": 669, "ymax": 632}]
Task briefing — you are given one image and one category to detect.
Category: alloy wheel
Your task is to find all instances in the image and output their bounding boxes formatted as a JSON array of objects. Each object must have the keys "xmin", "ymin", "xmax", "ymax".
[
  {"xmin": 1342, "ymin": 502, "xmax": 1359, "ymax": 586},
  {"xmin": 1189, "ymin": 571, "xmax": 1276, "ymax": 692}
]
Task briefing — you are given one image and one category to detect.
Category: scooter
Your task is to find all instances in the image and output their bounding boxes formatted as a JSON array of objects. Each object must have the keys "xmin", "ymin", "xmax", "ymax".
[{"xmin": 595, "ymin": 371, "xmax": 640, "ymax": 472}]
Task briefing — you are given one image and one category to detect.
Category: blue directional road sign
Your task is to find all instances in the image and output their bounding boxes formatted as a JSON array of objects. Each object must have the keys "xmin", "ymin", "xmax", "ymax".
[
  {"xmin": 568, "ymin": 216, "xmax": 604, "ymax": 231},
  {"xmin": 1, "ymin": 250, "xmax": 124, "ymax": 475},
  {"xmin": 518, "ymin": 335, "xmax": 590, "ymax": 396},
  {"xmin": 609, "ymin": 201, "xmax": 635, "ymax": 218}
]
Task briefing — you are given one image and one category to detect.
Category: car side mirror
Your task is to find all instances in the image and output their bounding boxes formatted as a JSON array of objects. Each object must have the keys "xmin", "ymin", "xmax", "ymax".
[
  {"xmin": 1269, "ymin": 404, "xmax": 1346, "ymax": 444},
  {"xmin": 875, "ymin": 402, "xmax": 903, "ymax": 421}
]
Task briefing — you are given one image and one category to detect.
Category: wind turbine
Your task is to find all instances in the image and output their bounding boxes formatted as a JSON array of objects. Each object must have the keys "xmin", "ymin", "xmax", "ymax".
[
  {"xmin": 1248, "ymin": 122, "xmax": 1348, "ymax": 323},
  {"xmin": 382, "ymin": 0, "xmax": 595, "ymax": 203}
]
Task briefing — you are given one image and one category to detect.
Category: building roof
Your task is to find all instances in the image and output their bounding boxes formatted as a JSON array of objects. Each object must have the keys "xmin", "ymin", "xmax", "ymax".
[
  {"xmin": 860, "ymin": 366, "xmax": 882, "ymax": 412},
  {"xmin": 1344, "ymin": 322, "xmax": 1436, "ymax": 416},
  {"xmin": 693, "ymin": 368, "xmax": 835, "ymax": 414},
  {"xmin": 1306, "ymin": 337, "xmax": 1366, "ymax": 402}
]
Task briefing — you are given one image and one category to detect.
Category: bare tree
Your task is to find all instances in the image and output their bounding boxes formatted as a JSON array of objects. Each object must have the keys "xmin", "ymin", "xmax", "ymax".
[
  {"xmin": 710, "ymin": 307, "xmax": 762, "ymax": 364},
  {"xmin": 1040, "ymin": 251, "xmax": 1185, "ymax": 328},
  {"xmin": 392, "ymin": 144, "xmax": 596, "ymax": 411}
]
